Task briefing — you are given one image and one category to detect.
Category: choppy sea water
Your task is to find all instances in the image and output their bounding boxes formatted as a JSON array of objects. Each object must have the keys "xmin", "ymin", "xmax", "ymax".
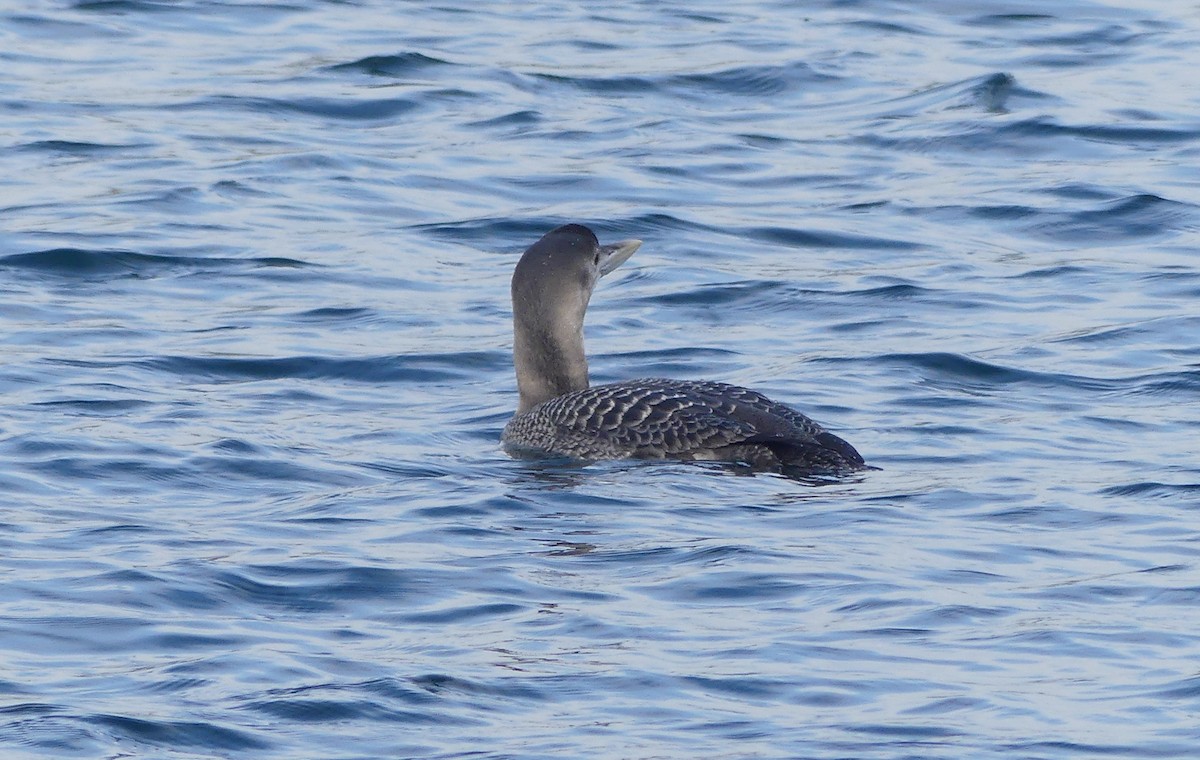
[{"xmin": 3, "ymin": 1, "xmax": 1200, "ymax": 757}]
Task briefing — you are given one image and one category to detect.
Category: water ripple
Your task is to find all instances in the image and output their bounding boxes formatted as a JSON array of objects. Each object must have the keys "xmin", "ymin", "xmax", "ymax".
[
  {"xmin": 4, "ymin": 1, "xmax": 1200, "ymax": 758},
  {"xmin": 0, "ymin": 248, "xmax": 308, "ymax": 278}
]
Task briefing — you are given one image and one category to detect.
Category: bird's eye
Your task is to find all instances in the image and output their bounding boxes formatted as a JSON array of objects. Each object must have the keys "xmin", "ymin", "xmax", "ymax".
[{"xmin": 593, "ymin": 253, "xmax": 600, "ymax": 266}]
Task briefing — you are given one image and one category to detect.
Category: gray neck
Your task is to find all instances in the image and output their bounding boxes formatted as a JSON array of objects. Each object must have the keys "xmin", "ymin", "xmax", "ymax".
[{"xmin": 513, "ymin": 289, "xmax": 590, "ymax": 413}]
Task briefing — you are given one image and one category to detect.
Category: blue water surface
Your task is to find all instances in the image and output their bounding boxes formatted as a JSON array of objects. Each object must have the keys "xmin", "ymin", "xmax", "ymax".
[{"xmin": 2, "ymin": 1, "xmax": 1199, "ymax": 758}]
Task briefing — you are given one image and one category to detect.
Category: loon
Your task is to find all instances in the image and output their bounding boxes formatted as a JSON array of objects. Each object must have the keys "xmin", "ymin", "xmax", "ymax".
[{"xmin": 501, "ymin": 224, "xmax": 867, "ymax": 475}]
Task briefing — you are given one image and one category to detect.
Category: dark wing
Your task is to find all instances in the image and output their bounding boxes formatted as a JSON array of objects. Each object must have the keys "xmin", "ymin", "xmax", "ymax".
[
  {"xmin": 535, "ymin": 378, "xmax": 863, "ymax": 466},
  {"xmin": 663, "ymin": 380, "xmax": 865, "ymax": 467},
  {"xmin": 533, "ymin": 380, "xmax": 758, "ymax": 456}
]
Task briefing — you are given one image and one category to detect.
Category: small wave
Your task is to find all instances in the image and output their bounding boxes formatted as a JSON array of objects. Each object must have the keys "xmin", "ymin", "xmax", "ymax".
[
  {"xmin": 1000, "ymin": 118, "xmax": 1200, "ymax": 145},
  {"xmin": 906, "ymin": 193, "xmax": 1195, "ymax": 245},
  {"xmin": 651, "ymin": 280, "xmax": 792, "ymax": 308},
  {"xmin": 1011, "ymin": 264, "xmax": 1091, "ymax": 279},
  {"xmin": 670, "ymin": 61, "xmax": 839, "ymax": 97},
  {"xmin": 401, "ymin": 602, "xmax": 524, "ymax": 625},
  {"xmin": 845, "ymin": 19, "xmax": 931, "ymax": 36},
  {"xmin": 845, "ymin": 283, "xmax": 932, "ymax": 299},
  {"xmin": 268, "ymin": 95, "xmax": 421, "ymax": 121},
  {"xmin": 86, "ymin": 713, "xmax": 268, "ymax": 751},
  {"xmin": 638, "ymin": 571, "xmax": 812, "ymax": 603},
  {"xmin": 1099, "ymin": 482, "xmax": 1200, "ymax": 499},
  {"xmin": 681, "ymin": 674, "xmax": 795, "ymax": 700},
  {"xmin": 603, "ymin": 346, "xmax": 737, "ymax": 361},
  {"xmin": 75, "ymin": 0, "xmax": 186, "ymax": 13},
  {"xmin": 970, "ymin": 72, "xmax": 1017, "ymax": 112},
  {"xmin": 325, "ymin": 52, "xmax": 455, "ymax": 78},
  {"xmin": 420, "ymin": 214, "xmax": 716, "ymax": 246},
  {"xmin": 210, "ymin": 179, "xmax": 271, "ymax": 198},
  {"xmin": 967, "ymin": 13, "xmax": 1056, "ymax": 27},
  {"xmin": 410, "ymin": 673, "xmax": 545, "ymax": 702},
  {"xmin": 847, "ymin": 723, "xmax": 962, "ymax": 739},
  {"xmin": 130, "ymin": 351, "xmax": 502, "ymax": 383},
  {"xmin": 249, "ymin": 696, "xmax": 469, "ymax": 725},
  {"xmin": 966, "ymin": 204, "xmax": 1038, "ymax": 221},
  {"xmin": 744, "ymin": 225, "xmax": 923, "ymax": 251},
  {"xmin": 872, "ymin": 352, "xmax": 1116, "ymax": 391},
  {"xmin": 1127, "ymin": 370, "xmax": 1200, "ymax": 398},
  {"xmin": 31, "ymin": 398, "xmax": 151, "ymax": 413},
  {"xmin": 0, "ymin": 248, "xmax": 309, "ymax": 279},
  {"xmin": 184, "ymin": 95, "xmax": 421, "ymax": 122},
  {"xmin": 466, "ymin": 109, "xmax": 542, "ymax": 130},
  {"xmin": 414, "ymin": 217, "xmax": 594, "ymax": 245},
  {"xmin": 186, "ymin": 450, "xmax": 360, "ymax": 487},
  {"xmin": 290, "ymin": 306, "xmax": 375, "ymax": 323},
  {"xmin": 864, "ymin": 72, "xmax": 1048, "ymax": 120},
  {"xmin": 1046, "ymin": 316, "xmax": 1200, "ymax": 345},
  {"xmin": 1028, "ymin": 23, "xmax": 1155, "ymax": 51},
  {"xmin": 880, "ymin": 111, "xmax": 1197, "ymax": 159},
  {"xmin": 16, "ymin": 139, "xmax": 148, "ymax": 155},
  {"xmin": 1041, "ymin": 183, "xmax": 1115, "ymax": 201},
  {"xmin": 1025, "ymin": 193, "xmax": 1195, "ymax": 243},
  {"xmin": 205, "ymin": 563, "xmax": 433, "ymax": 614},
  {"xmin": 595, "ymin": 346, "xmax": 740, "ymax": 380},
  {"xmin": 529, "ymin": 61, "xmax": 838, "ymax": 100},
  {"xmin": 626, "ymin": 278, "xmax": 929, "ymax": 323},
  {"xmin": 1147, "ymin": 675, "xmax": 1200, "ymax": 700},
  {"xmin": 623, "ymin": 212, "xmax": 710, "ymax": 234}
]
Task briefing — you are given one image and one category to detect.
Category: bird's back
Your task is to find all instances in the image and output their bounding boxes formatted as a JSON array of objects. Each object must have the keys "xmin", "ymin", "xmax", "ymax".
[{"xmin": 502, "ymin": 378, "xmax": 865, "ymax": 474}]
